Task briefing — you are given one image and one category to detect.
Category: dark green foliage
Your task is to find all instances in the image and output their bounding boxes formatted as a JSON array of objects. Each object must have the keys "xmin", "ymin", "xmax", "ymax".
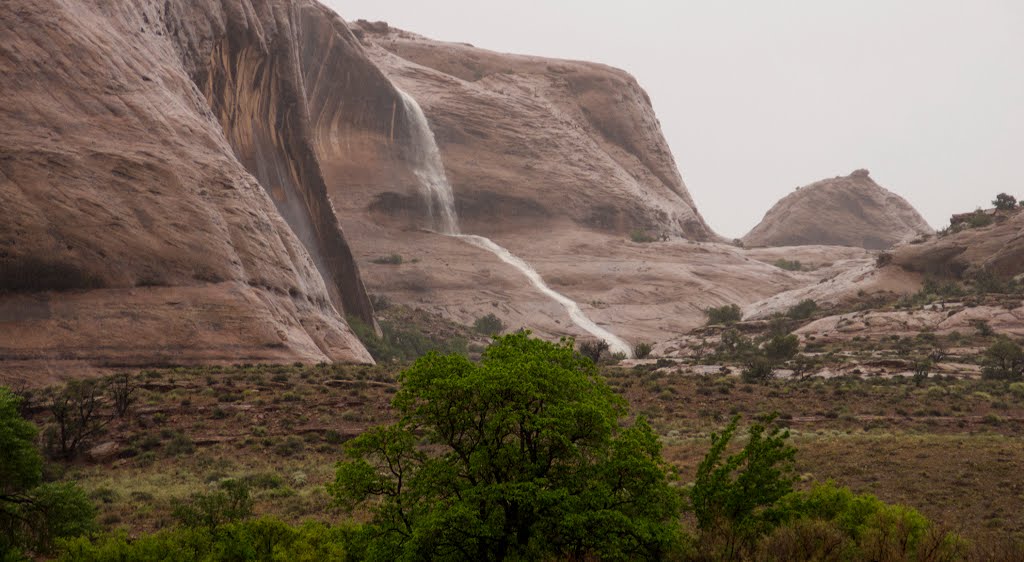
[
  {"xmin": 763, "ymin": 333, "xmax": 799, "ymax": 363},
  {"xmin": 773, "ymin": 259, "xmax": 803, "ymax": 271},
  {"xmin": 371, "ymin": 254, "xmax": 403, "ymax": 265},
  {"xmin": 578, "ymin": 339, "xmax": 610, "ymax": 363},
  {"xmin": 347, "ymin": 316, "xmax": 467, "ymax": 363},
  {"xmin": 963, "ymin": 210, "xmax": 994, "ymax": 228},
  {"xmin": 473, "ymin": 312, "xmax": 505, "ymax": 335},
  {"xmin": 715, "ymin": 329, "xmax": 757, "ymax": 362},
  {"xmin": 690, "ymin": 415, "xmax": 796, "ymax": 537},
  {"xmin": 1, "ymin": 388, "xmax": 96, "ymax": 557},
  {"xmin": 741, "ymin": 357, "xmax": 776, "ymax": 383},
  {"xmin": 787, "ymin": 299, "xmax": 819, "ymax": 320},
  {"xmin": 58, "ymin": 518, "xmax": 354, "ymax": 561},
  {"xmin": 993, "ymin": 193, "xmax": 1018, "ymax": 211},
  {"xmin": 705, "ymin": 304, "xmax": 743, "ymax": 325},
  {"xmin": 762, "ymin": 482, "xmax": 964, "ymax": 561},
  {"xmin": 982, "ymin": 338, "xmax": 1024, "ymax": 380},
  {"xmin": 330, "ymin": 333, "xmax": 684, "ymax": 560},
  {"xmin": 172, "ymin": 479, "xmax": 253, "ymax": 532},
  {"xmin": 630, "ymin": 230, "xmax": 656, "ymax": 243},
  {"xmin": 634, "ymin": 342, "xmax": 654, "ymax": 359}
]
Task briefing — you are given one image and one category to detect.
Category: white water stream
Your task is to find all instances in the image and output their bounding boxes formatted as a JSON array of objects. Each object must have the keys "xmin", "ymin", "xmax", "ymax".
[{"xmin": 396, "ymin": 89, "xmax": 631, "ymax": 357}]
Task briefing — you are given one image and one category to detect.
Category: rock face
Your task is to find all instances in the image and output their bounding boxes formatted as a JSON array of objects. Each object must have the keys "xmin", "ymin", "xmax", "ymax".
[
  {"xmin": 344, "ymin": 21, "xmax": 716, "ymax": 240},
  {"xmin": 0, "ymin": 0, "xmax": 400, "ymax": 384},
  {"xmin": 893, "ymin": 208, "xmax": 1024, "ymax": 279},
  {"xmin": 742, "ymin": 170, "xmax": 933, "ymax": 250}
]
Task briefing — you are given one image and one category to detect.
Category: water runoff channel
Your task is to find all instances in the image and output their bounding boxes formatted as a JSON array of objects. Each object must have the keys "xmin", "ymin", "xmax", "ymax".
[{"xmin": 396, "ymin": 89, "xmax": 632, "ymax": 357}]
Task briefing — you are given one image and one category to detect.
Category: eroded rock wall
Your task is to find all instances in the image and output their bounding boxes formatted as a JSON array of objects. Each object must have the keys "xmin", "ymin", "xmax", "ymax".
[{"xmin": 0, "ymin": 0, "xmax": 388, "ymax": 384}]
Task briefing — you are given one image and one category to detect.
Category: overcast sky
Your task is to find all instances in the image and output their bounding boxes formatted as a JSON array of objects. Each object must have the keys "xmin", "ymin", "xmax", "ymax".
[{"xmin": 328, "ymin": 0, "xmax": 1023, "ymax": 238}]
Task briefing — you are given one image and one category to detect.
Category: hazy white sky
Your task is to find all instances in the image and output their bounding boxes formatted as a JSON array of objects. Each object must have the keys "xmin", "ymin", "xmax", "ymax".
[{"xmin": 328, "ymin": 0, "xmax": 1023, "ymax": 238}]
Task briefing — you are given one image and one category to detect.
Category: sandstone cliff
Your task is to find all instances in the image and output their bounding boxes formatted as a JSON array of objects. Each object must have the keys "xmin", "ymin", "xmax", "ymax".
[
  {"xmin": 892, "ymin": 208, "xmax": 1024, "ymax": 279},
  {"xmin": 343, "ymin": 21, "xmax": 716, "ymax": 241},
  {"xmin": 742, "ymin": 170, "xmax": 933, "ymax": 250},
  {"xmin": 0, "ymin": 0, "xmax": 399, "ymax": 383}
]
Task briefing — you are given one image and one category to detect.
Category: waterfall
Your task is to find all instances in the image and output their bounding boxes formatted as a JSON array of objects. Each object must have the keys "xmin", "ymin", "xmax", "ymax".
[{"xmin": 396, "ymin": 88, "xmax": 632, "ymax": 357}]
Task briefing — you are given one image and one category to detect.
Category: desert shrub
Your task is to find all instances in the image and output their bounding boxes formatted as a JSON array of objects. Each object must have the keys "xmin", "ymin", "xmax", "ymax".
[
  {"xmin": 705, "ymin": 304, "xmax": 743, "ymax": 325},
  {"xmin": 58, "ymin": 518, "xmax": 354, "ymax": 561},
  {"xmin": 982, "ymin": 338, "xmax": 1024, "ymax": 380},
  {"xmin": 371, "ymin": 254, "xmax": 403, "ymax": 265},
  {"xmin": 787, "ymin": 299, "xmax": 819, "ymax": 320},
  {"xmin": 106, "ymin": 373, "xmax": 136, "ymax": 419},
  {"xmin": 742, "ymin": 356, "xmax": 776, "ymax": 383},
  {"xmin": 45, "ymin": 380, "xmax": 111, "ymax": 461},
  {"xmin": 993, "ymin": 192, "xmax": 1018, "ymax": 210},
  {"xmin": 577, "ymin": 339, "xmax": 610, "ymax": 364},
  {"xmin": 274, "ymin": 436, "xmax": 305, "ymax": 457},
  {"xmin": 473, "ymin": 312, "xmax": 505, "ymax": 335},
  {"xmin": 634, "ymin": 342, "xmax": 654, "ymax": 359},
  {"xmin": 774, "ymin": 259, "xmax": 803, "ymax": 271},
  {"xmin": 629, "ymin": 230, "xmax": 656, "ymax": 243},
  {"xmin": 172, "ymin": 479, "xmax": 252, "ymax": 532},
  {"xmin": 715, "ymin": 329, "xmax": 757, "ymax": 362},
  {"xmin": 972, "ymin": 319, "xmax": 994, "ymax": 337},
  {"xmin": 347, "ymin": 316, "xmax": 467, "ymax": 363},
  {"xmin": 763, "ymin": 333, "xmax": 800, "ymax": 362},
  {"xmin": 330, "ymin": 333, "xmax": 684, "ymax": 560},
  {"xmin": 765, "ymin": 482, "xmax": 964, "ymax": 561},
  {"xmin": 875, "ymin": 252, "xmax": 893, "ymax": 268},
  {"xmin": 965, "ymin": 210, "xmax": 994, "ymax": 228}
]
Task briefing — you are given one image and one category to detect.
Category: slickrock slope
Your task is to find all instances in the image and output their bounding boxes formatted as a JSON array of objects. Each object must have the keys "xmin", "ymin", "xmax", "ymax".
[
  {"xmin": 892, "ymin": 209, "xmax": 1024, "ymax": 279},
  {"xmin": 343, "ymin": 21, "xmax": 716, "ymax": 240},
  {"xmin": 0, "ymin": 0, "xmax": 389, "ymax": 384},
  {"xmin": 743, "ymin": 170, "xmax": 934, "ymax": 250}
]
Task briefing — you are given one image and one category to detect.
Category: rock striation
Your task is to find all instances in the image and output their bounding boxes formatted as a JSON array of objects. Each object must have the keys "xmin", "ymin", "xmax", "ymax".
[
  {"xmin": 0, "ymin": 0, "xmax": 406, "ymax": 383},
  {"xmin": 742, "ymin": 170, "xmax": 933, "ymax": 250}
]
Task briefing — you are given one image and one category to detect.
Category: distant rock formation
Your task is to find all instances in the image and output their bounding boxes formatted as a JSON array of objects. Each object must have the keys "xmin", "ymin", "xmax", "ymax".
[
  {"xmin": 742, "ymin": 170, "xmax": 933, "ymax": 250},
  {"xmin": 347, "ymin": 21, "xmax": 717, "ymax": 241},
  {"xmin": 893, "ymin": 208, "xmax": 1024, "ymax": 279},
  {"xmin": 0, "ymin": 0, "xmax": 394, "ymax": 382}
]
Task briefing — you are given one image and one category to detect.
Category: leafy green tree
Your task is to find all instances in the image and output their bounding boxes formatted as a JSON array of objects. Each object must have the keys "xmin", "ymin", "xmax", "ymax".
[
  {"xmin": 763, "ymin": 333, "xmax": 799, "ymax": 363},
  {"xmin": 330, "ymin": 333, "xmax": 683, "ymax": 561},
  {"xmin": 982, "ymin": 338, "xmax": 1024, "ymax": 380},
  {"xmin": 690, "ymin": 415, "xmax": 796, "ymax": 556},
  {"xmin": 0, "ymin": 387, "xmax": 96, "ymax": 557},
  {"xmin": 633, "ymin": 342, "xmax": 654, "ymax": 359},
  {"xmin": 786, "ymin": 299, "xmax": 819, "ymax": 321}
]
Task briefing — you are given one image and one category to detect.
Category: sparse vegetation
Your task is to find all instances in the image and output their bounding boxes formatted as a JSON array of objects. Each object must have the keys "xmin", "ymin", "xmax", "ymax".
[
  {"xmin": 705, "ymin": 303, "xmax": 743, "ymax": 325},
  {"xmin": 786, "ymin": 299, "xmax": 819, "ymax": 320},
  {"xmin": 993, "ymin": 192, "xmax": 1018, "ymax": 211},
  {"xmin": 629, "ymin": 229, "xmax": 657, "ymax": 243},
  {"xmin": 634, "ymin": 341, "xmax": 654, "ymax": 359},
  {"xmin": 773, "ymin": 259, "xmax": 803, "ymax": 271},
  {"xmin": 371, "ymin": 253, "xmax": 403, "ymax": 265},
  {"xmin": 578, "ymin": 339, "xmax": 610, "ymax": 363},
  {"xmin": 472, "ymin": 312, "xmax": 505, "ymax": 335}
]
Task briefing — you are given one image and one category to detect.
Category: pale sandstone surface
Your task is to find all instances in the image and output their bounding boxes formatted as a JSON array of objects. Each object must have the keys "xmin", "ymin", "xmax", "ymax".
[{"xmin": 743, "ymin": 170, "xmax": 934, "ymax": 250}]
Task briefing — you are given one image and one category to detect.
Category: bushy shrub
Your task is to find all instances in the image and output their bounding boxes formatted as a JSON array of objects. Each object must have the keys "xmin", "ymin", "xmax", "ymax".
[
  {"xmin": 774, "ymin": 259, "xmax": 803, "ymax": 271},
  {"xmin": 634, "ymin": 342, "xmax": 654, "ymax": 359},
  {"xmin": 763, "ymin": 333, "xmax": 799, "ymax": 362},
  {"xmin": 630, "ymin": 230, "xmax": 656, "ymax": 243},
  {"xmin": 982, "ymin": 338, "xmax": 1024, "ymax": 380},
  {"xmin": 993, "ymin": 192, "xmax": 1018, "ymax": 211},
  {"xmin": 473, "ymin": 312, "xmax": 505, "ymax": 335},
  {"xmin": 741, "ymin": 356, "xmax": 776, "ymax": 383},
  {"xmin": 787, "ymin": 299, "xmax": 819, "ymax": 321},
  {"xmin": 705, "ymin": 304, "xmax": 742, "ymax": 325},
  {"xmin": 172, "ymin": 479, "xmax": 252, "ymax": 532},
  {"xmin": 371, "ymin": 254, "xmax": 403, "ymax": 265},
  {"xmin": 578, "ymin": 339, "xmax": 610, "ymax": 363},
  {"xmin": 347, "ymin": 316, "xmax": 467, "ymax": 363}
]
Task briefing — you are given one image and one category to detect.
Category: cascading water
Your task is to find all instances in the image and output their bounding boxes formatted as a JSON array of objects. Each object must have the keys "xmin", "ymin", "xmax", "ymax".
[{"xmin": 396, "ymin": 88, "xmax": 632, "ymax": 357}]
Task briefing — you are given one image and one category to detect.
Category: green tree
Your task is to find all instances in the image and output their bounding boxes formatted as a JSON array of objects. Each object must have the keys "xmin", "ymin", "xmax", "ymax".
[
  {"xmin": 763, "ymin": 333, "xmax": 799, "ymax": 363},
  {"xmin": 982, "ymin": 338, "xmax": 1024, "ymax": 380},
  {"xmin": 0, "ymin": 387, "xmax": 96, "ymax": 557},
  {"xmin": 330, "ymin": 333, "xmax": 683, "ymax": 561},
  {"xmin": 786, "ymin": 299, "xmax": 819, "ymax": 321},
  {"xmin": 705, "ymin": 304, "xmax": 742, "ymax": 325},
  {"xmin": 473, "ymin": 313, "xmax": 505, "ymax": 336},
  {"xmin": 690, "ymin": 415, "xmax": 796, "ymax": 556},
  {"xmin": 993, "ymin": 192, "xmax": 1018, "ymax": 211}
]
